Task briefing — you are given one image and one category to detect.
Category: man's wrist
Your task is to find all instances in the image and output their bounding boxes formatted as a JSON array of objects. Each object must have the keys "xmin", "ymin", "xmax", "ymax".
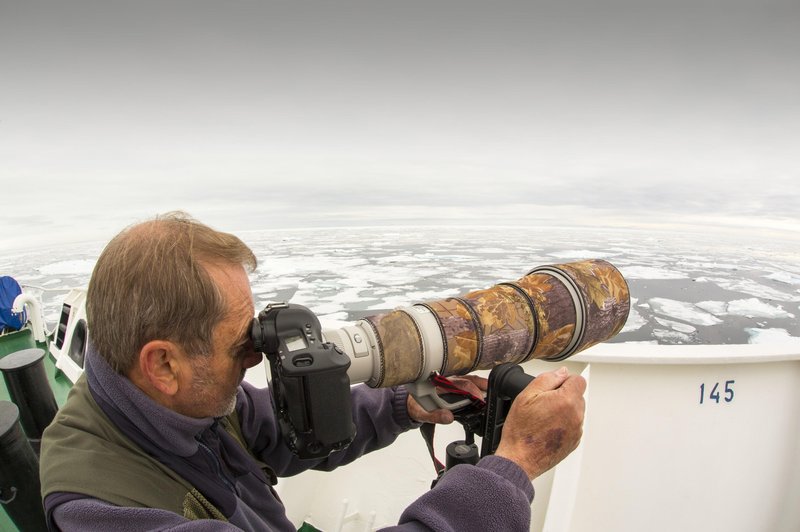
[
  {"xmin": 494, "ymin": 446, "xmax": 542, "ymax": 480},
  {"xmin": 477, "ymin": 455, "xmax": 535, "ymax": 502},
  {"xmin": 391, "ymin": 385, "xmax": 422, "ymax": 430}
]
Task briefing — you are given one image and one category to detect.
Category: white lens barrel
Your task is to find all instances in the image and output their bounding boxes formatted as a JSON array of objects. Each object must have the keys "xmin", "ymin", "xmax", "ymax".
[
  {"xmin": 322, "ymin": 322, "xmax": 379, "ymax": 385},
  {"xmin": 401, "ymin": 305, "xmax": 445, "ymax": 381},
  {"xmin": 323, "ymin": 304, "xmax": 445, "ymax": 386}
]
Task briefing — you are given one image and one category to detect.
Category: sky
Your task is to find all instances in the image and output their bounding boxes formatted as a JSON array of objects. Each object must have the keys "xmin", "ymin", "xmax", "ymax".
[{"xmin": 2, "ymin": 0, "xmax": 799, "ymax": 252}]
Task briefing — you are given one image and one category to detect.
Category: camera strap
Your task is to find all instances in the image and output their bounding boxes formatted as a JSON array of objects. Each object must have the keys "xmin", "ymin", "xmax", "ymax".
[{"xmin": 419, "ymin": 374, "xmax": 487, "ymax": 487}]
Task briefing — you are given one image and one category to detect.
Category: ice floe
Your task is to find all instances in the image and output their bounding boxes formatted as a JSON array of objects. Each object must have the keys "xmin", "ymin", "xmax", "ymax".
[
  {"xmin": 697, "ymin": 298, "xmax": 794, "ymax": 319},
  {"xmin": 548, "ymin": 250, "xmax": 615, "ymax": 259},
  {"xmin": 764, "ymin": 271, "xmax": 800, "ymax": 285},
  {"xmin": 746, "ymin": 328, "xmax": 800, "ymax": 346},
  {"xmin": 654, "ymin": 318, "xmax": 697, "ymax": 334},
  {"xmin": 621, "ymin": 306, "xmax": 648, "ymax": 333},
  {"xmin": 375, "ymin": 254, "xmax": 433, "ymax": 264},
  {"xmin": 319, "ymin": 312, "xmax": 353, "ymax": 330},
  {"xmin": 675, "ymin": 260, "xmax": 743, "ymax": 271},
  {"xmin": 695, "ymin": 276, "xmax": 800, "ymax": 302},
  {"xmin": 37, "ymin": 260, "xmax": 96, "ymax": 275},
  {"xmin": 618, "ymin": 266, "xmax": 689, "ymax": 280},
  {"xmin": 648, "ymin": 298, "xmax": 723, "ymax": 326},
  {"xmin": 365, "ymin": 288, "xmax": 461, "ymax": 310},
  {"xmin": 652, "ymin": 329, "xmax": 694, "ymax": 343}
]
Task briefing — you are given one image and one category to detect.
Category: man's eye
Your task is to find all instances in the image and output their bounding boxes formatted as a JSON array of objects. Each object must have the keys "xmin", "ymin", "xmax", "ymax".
[{"xmin": 233, "ymin": 339, "xmax": 253, "ymax": 357}]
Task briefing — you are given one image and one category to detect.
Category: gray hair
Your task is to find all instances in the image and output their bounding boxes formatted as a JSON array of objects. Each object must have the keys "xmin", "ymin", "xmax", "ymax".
[{"xmin": 86, "ymin": 211, "xmax": 257, "ymax": 373}]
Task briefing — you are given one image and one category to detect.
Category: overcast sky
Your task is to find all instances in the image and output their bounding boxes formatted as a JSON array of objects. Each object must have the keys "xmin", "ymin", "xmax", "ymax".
[{"xmin": 2, "ymin": 0, "xmax": 799, "ymax": 252}]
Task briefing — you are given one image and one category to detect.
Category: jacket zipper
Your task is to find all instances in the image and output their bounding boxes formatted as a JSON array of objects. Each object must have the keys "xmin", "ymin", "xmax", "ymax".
[{"xmin": 197, "ymin": 440, "xmax": 236, "ymax": 493}]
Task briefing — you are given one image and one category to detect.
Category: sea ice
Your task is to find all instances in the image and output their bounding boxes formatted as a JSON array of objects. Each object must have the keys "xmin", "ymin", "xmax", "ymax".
[
  {"xmin": 319, "ymin": 312, "xmax": 353, "ymax": 329},
  {"xmin": 375, "ymin": 254, "xmax": 430, "ymax": 264},
  {"xmin": 764, "ymin": 271, "xmax": 800, "ymax": 285},
  {"xmin": 365, "ymin": 287, "xmax": 461, "ymax": 310},
  {"xmin": 619, "ymin": 266, "xmax": 689, "ymax": 280},
  {"xmin": 621, "ymin": 306, "xmax": 647, "ymax": 333},
  {"xmin": 250, "ymin": 283, "xmax": 278, "ymax": 297},
  {"xmin": 695, "ymin": 301, "xmax": 727, "ymax": 315},
  {"xmin": 548, "ymin": 250, "xmax": 615, "ymax": 259},
  {"xmin": 37, "ymin": 260, "xmax": 96, "ymax": 275},
  {"xmin": 8, "ymin": 225, "xmax": 800, "ymax": 347},
  {"xmin": 291, "ymin": 299, "xmax": 345, "ymax": 315},
  {"xmin": 676, "ymin": 260, "xmax": 742, "ymax": 271},
  {"xmin": 697, "ymin": 298, "xmax": 795, "ymax": 319},
  {"xmin": 727, "ymin": 299, "xmax": 794, "ymax": 319},
  {"xmin": 648, "ymin": 298, "xmax": 723, "ymax": 326},
  {"xmin": 470, "ymin": 248, "xmax": 510, "ymax": 254},
  {"xmin": 13, "ymin": 273, "xmax": 45, "ymax": 282},
  {"xmin": 745, "ymin": 328, "xmax": 800, "ymax": 346},
  {"xmin": 252, "ymin": 277, "xmax": 304, "ymax": 292},
  {"xmin": 654, "ymin": 317, "xmax": 697, "ymax": 334},
  {"xmin": 695, "ymin": 276, "xmax": 800, "ymax": 302},
  {"xmin": 652, "ymin": 328, "xmax": 693, "ymax": 343}
]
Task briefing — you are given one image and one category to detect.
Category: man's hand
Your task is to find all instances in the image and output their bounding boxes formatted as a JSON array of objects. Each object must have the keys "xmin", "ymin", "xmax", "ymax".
[
  {"xmin": 495, "ymin": 366, "xmax": 586, "ymax": 479},
  {"xmin": 406, "ymin": 375, "xmax": 488, "ymax": 424}
]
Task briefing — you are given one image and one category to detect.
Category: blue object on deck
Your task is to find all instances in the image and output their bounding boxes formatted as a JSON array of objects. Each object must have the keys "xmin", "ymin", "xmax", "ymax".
[{"xmin": 0, "ymin": 277, "xmax": 26, "ymax": 332}]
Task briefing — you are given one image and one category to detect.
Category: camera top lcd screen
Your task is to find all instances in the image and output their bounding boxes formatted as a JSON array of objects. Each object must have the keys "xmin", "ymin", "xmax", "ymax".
[{"xmin": 284, "ymin": 335, "xmax": 308, "ymax": 352}]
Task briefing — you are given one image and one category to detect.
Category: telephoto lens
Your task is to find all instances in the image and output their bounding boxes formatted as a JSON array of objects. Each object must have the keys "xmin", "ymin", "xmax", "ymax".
[{"xmin": 324, "ymin": 259, "xmax": 630, "ymax": 387}]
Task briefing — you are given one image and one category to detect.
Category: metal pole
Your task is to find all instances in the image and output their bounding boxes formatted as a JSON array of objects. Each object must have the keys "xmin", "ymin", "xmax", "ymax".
[
  {"xmin": 0, "ymin": 348, "xmax": 59, "ymax": 455},
  {"xmin": 0, "ymin": 401, "xmax": 47, "ymax": 532}
]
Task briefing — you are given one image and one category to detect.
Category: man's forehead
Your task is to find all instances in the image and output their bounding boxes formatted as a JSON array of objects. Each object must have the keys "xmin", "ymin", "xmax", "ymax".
[
  {"xmin": 233, "ymin": 312, "xmax": 253, "ymax": 340},
  {"xmin": 202, "ymin": 261, "xmax": 253, "ymax": 300},
  {"xmin": 203, "ymin": 261, "xmax": 256, "ymax": 335},
  {"xmin": 228, "ymin": 293, "xmax": 256, "ymax": 332}
]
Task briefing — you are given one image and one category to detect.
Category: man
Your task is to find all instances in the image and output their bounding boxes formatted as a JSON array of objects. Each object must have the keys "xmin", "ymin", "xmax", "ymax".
[{"xmin": 40, "ymin": 212, "xmax": 586, "ymax": 531}]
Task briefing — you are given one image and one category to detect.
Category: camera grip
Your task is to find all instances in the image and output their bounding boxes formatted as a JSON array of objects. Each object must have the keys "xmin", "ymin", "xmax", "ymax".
[{"xmin": 406, "ymin": 381, "xmax": 472, "ymax": 412}]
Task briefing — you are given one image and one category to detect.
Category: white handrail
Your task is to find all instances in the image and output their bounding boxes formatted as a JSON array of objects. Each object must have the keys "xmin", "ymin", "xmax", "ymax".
[{"xmin": 11, "ymin": 292, "xmax": 50, "ymax": 343}]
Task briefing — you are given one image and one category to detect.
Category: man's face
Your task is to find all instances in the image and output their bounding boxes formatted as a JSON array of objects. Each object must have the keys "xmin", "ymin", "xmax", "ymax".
[{"xmin": 178, "ymin": 262, "xmax": 262, "ymax": 418}]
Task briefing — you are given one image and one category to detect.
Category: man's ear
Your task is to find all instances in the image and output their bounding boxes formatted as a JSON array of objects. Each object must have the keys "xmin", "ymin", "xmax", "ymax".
[{"xmin": 137, "ymin": 340, "xmax": 186, "ymax": 396}]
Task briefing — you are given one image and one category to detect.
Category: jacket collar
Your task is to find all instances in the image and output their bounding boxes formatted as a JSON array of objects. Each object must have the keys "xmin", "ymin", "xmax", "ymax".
[{"xmin": 84, "ymin": 344, "xmax": 214, "ymax": 457}]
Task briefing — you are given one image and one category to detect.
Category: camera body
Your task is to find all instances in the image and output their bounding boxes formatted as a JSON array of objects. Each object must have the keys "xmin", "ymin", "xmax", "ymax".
[{"xmin": 250, "ymin": 303, "xmax": 355, "ymax": 459}]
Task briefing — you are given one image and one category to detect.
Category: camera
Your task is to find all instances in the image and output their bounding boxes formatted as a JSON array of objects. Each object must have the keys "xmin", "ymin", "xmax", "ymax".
[
  {"xmin": 250, "ymin": 302, "xmax": 355, "ymax": 460},
  {"xmin": 252, "ymin": 259, "xmax": 630, "ymax": 459}
]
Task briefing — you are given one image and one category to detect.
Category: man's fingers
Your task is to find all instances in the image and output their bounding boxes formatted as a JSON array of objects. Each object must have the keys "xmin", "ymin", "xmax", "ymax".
[
  {"xmin": 460, "ymin": 374, "xmax": 489, "ymax": 392},
  {"xmin": 559, "ymin": 373, "xmax": 587, "ymax": 396},
  {"xmin": 407, "ymin": 395, "xmax": 455, "ymax": 425},
  {"xmin": 524, "ymin": 366, "xmax": 571, "ymax": 394},
  {"xmin": 433, "ymin": 409, "xmax": 455, "ymax": 424},
  {"xmin": 446, "ymin": 376, "xmax": 487, "ymax": 397}
]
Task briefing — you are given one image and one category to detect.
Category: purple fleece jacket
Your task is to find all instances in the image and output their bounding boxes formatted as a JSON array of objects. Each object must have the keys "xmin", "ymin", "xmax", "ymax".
[{"xmin": 47, "ymin": 348, "xmax": 534, "ymax": 531}]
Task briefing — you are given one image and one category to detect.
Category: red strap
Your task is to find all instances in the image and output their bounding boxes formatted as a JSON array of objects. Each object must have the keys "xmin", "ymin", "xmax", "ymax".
[
  {"xmin": 430, "ymin": 374, "xmax": 486, "ymax": 408},
  {"xmin": 418, "ymin": 374, "xmax": 485, "ymax": 476}
]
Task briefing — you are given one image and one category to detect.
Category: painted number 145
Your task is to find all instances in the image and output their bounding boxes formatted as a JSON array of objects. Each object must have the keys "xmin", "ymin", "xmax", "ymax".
[{"xmin": 699, "ymin": 380, "xmax": 735, "ymax": 404}]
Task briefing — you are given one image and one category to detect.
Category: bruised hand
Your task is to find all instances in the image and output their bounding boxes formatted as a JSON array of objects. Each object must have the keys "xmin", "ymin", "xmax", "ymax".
[
  {"xmin": 495, "ymin": 367, "xmax": 586, "ymax": 480},
  {"xmin": 406, "ymin": 375, "xmax": 488, "ymax": 424}
]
